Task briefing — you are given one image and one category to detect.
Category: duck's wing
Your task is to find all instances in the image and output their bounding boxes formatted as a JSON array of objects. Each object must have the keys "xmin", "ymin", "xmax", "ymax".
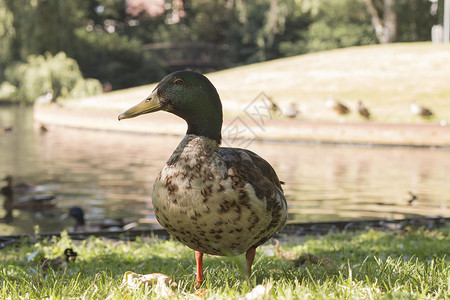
[
  {"xmin": 219, "ymin": 147, "xmax": 284, "ymax": 196},
  {"xmin": 219, "ymin": 147, "xmax": 287, "ymax": 247}
]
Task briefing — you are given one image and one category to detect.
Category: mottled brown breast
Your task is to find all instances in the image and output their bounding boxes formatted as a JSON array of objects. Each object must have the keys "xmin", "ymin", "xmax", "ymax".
[{"xmin": 152, "ymin": 136, "xmax": 288, "ymax": 256}]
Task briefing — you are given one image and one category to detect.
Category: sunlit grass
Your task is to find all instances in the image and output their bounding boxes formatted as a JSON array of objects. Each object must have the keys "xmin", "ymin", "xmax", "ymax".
[
  {"xmin": 1, "ymin": 226, "xmax": 449, "ymax": 298},
  {"xmin": 63, "ymin": 42, "xmax": 450, "ymax": 124}
]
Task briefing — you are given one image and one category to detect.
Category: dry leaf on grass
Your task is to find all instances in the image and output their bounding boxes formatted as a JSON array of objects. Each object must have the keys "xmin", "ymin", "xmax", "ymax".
[
  {"xmin": 120, "ymin": 271, "xmax": 177, "ymax": 297},
  {"xmin": 274, "ymin": 239, "xmax": 297, "ymax": 260}
]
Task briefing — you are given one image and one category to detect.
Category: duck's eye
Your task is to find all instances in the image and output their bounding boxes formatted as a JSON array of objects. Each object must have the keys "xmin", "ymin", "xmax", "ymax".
[{"xmin": 174, "ymin": 78, "xmax": 185, "ymax": 86}]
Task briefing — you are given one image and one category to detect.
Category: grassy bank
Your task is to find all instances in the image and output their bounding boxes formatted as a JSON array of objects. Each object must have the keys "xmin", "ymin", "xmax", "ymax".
[
  {"xmin": 2, "ymin": 226, "xmax": 449, "ymax": 299},
  {"xmin": 64, "ymin": 43, "xmax": 450, "ymax": 124}
]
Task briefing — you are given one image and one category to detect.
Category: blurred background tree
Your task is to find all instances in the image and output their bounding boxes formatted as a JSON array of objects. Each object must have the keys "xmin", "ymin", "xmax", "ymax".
[
  {"xmin": 3, "ymin": 52, "xmax": 103, "ymax": 104},
  {"xmin": 365, "ymin": 0, "xmax": 439, "ymax": 44},
  {"xmin": 305, "ymin": 0, "xmax": 376, "ymax": 52},
  {"xmin": 0, "ymin": 0, "xmax": 442, "ymax": 104},
  {"xmin": 2, "ymin": 0, "xmax": 86, "ymax": 62}
]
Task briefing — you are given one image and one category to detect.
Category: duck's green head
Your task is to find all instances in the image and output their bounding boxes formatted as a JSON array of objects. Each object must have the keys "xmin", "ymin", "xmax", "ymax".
[{"xmin": 118, "ymin": 71, "xmax": 223, "ymax": 143}]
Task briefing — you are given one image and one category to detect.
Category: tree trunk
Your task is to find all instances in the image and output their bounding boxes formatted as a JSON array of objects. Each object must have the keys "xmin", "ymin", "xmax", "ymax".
[{"xmin": 364, "ymin": 0, "xmax": 397, "ymax": 43}]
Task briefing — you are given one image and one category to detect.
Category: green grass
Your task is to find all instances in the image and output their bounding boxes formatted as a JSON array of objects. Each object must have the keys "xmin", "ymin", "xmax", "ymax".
[
  {"xmin": 1, "ymin": 227, "xmax": 449, "ymax": 299},
  {"xmin": 64, "ymin": 42, "xmax": 450, "ymax": 124}
]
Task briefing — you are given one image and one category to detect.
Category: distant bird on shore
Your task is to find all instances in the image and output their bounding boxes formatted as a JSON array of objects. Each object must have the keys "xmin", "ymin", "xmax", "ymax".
[
  {"xmin": 407, "ymin": 191, "xmax": 417, "ymax": 205},
  {"xmin": 266, "ymin": 95, "xmax": 281, "ymax": 115},
  {"xmin": 357, "ymin": 101, "xmax": 370, "ymax": 119},
  {"xmin": 69, "ymin": 206, "xmax": 137, "ymax": 232},
  {"xmin": 1, "ymin": 126, "xmax": 13, "ymax": 134},
  {"xmin": 118, "ymin": 70, "xmax": 287, "ymax": 286},
  {"xmin": 326, "ymin": 98, "xmax": 350, "ymax": 116},
  {"xmin": 40, "ymin": 124, "xmax": 48, "ymax": 134},
  {"xmin": 410, "ymin": 103, "xmax": 433, "ymax": 118},
  {"xmin": 284, "ymin": 103, "xmax": 299, "ymax": 119}
]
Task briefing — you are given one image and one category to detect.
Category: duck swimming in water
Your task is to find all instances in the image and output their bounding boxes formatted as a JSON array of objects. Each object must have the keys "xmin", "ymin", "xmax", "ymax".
[
  {"xmin": 118, "ymin": 70, "xmax": 288, "ymax": 286},
  {"xmin": 2, "ymin": 175, "xmax": 37, "ymax": 194},
  {"xmin": 69, "ymin": 206, "xmax": 137, "ymax": 232},
  {"xmin": 1, "ymin": 176, "xmax": 56, "ymax": 210}
]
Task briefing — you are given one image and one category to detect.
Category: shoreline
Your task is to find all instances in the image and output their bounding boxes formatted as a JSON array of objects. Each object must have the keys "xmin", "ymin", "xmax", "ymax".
[{"xmin": 34, "ymin": 104, "xmax": 450, "ymax": 148}]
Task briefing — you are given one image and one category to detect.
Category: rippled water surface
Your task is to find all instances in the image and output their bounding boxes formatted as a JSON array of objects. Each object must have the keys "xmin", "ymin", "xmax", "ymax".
[{"xmin": 1, "ymin": 106, "xmax": 449, "ymax": 235}]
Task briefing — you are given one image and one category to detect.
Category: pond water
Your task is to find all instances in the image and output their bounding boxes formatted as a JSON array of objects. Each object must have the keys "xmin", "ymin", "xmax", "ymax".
[{"xmin": 1, "ymin": 105, "xmax": 449, "ymax": 235}]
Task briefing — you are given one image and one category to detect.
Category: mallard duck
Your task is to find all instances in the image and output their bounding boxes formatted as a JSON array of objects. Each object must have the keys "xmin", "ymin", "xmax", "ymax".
[
  {"xmin": 39, "ymin": 248, "xmax": 77, "ymax": 272},
  {"xmin": 12, "ymin": 194, "xmax": 56, "ymax": 210},
  {"xmin": 118, "ymin": 70, "xmax": 288, "ymax": 286},
  {"xmin": 357, "ymin": 101, "xmax": 370, "ymax": 119},
  {"xmin": 407, "ymin": 191, "xmax": 417, "ymax": 205},
  {"xmin": 1, "ymin": 176, "xmax": 56, "ymax": 210},
  {"xmin": 69, "ymin": 206, "xmax": 137, "ymax": 232},
  {"xmin": 2, "ymin": 175, "xmax": 38, "ymax": 193}
]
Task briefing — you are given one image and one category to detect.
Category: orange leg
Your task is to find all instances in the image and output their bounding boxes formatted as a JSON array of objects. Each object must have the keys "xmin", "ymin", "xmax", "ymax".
[
  {"xmin": 245, "ymin": 247, "xmax": 256, "ymax": 277},
  {"xmin": 195, "ymin": 251, "xmax": 204, "ymax": 287}
]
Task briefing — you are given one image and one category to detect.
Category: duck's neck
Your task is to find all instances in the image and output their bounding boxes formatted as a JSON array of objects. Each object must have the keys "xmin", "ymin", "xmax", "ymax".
[
  {"xmin": 175, "ymin": 96, "xmax": 223, "ymax": 144},
  {"xmin": 78, "ymin": 216, "xmax": 86, "ymax": 226},
  {"xmin": 186, "ymin": 118, "xmax": 222, "ymax": 144},
  {"xmin": 167, "ymin": 135, "xmax": 219, "ymax": 166},
  {"xmin": 1, "ymin": 182, "xmax": 13, "ymax": 197}
]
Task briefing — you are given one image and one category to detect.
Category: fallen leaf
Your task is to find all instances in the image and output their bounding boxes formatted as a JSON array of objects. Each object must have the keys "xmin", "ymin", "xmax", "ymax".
[
  {"xmin": 120, "ymin": 271, "xmax": 177, "ymax": 297},
  {"xmin": 241, "ymin": 281, "xmax": 272, "ymax": 300},
  {"xmin": 274, "ymin": 239, "xmax": 297, "ymax": 260}
]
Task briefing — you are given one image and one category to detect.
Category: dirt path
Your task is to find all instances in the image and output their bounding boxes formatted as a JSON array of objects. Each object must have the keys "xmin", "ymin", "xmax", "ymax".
[{"xmin": 34, "ymin": 105, "xmax": 450, "ymax": 147}]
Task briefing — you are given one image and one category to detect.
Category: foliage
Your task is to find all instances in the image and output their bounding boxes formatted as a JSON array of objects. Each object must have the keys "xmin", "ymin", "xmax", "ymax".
[
  {"xmin": 0, "ymin": 0, "xmax": 14, "ymax": 75},
  {"xmin": 0, "ymin": 0, "xmax": 443, "ymax": 103},
  {"xmin": 225, "ymin": 0, "xmax": 311, "ymax": 63},
  {"xmin": 73, "ymin": 29, "xmax": 165, "ymax": 90},
  {"xmin": 226, "ymin": 0, "xmax": 272, "ymax": 63},
  {"xmin": 395, "ymin": 0, "xmax": 440, "ymax": 42},
  {"xmin": 183, "ymin": 0, "xmax": 232, "ymax": 44},
  {"xmin": 0, "ymin": 226, "xmax": 449, "ymax": 298},
  {"xmin": 2, "ymin": 0, "xmax": 88, "ymax": 61},
  {"xmin": 304, "ymin": 0, "xmax": 377, "ymax": 53},
  {"xmin": 0, "ymin": 82, "xmax": 17, "ymax": 102},
  {"xmin": 4, "ymin": 52, "xmax": 102, "ymax": 104}
]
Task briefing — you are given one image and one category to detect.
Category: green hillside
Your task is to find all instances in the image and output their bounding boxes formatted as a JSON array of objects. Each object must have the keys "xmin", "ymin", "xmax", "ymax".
[{"xmin": 66, "ymin": 43, "xmax": 450, "ymax": 124}]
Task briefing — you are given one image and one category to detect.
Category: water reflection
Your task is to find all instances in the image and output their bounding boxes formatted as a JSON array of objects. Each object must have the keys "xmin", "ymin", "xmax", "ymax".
[
  {"xmin": 0, "ymin": 105, "xmax": 449, "ymax": 234},
  {"xmin": 267, "ymin": 143, "xmax": 450, "ymax": 222}
]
